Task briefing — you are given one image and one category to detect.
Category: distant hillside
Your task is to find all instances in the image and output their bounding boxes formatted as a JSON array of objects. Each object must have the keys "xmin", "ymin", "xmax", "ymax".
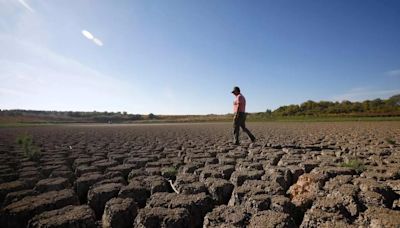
[{"xmin": 1, "ymin": 94, "xmax": 399, "ymax": 124}]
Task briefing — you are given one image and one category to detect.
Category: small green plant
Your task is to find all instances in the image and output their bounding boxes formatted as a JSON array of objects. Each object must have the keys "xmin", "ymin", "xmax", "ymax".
[
  {"xmin": 16, "ymin": 133, "xmax": 41, "ymax": 161},
  {"xmin": 161, "ymin": 166, "xmax": 178, "ymax": 180},
  {"xmin": 385, "ymin": 138, "xmax": 396, "ymax": 145},
  {"xmin": 340, "ymin": 159, "xmax": 366, "ymax": 174}
]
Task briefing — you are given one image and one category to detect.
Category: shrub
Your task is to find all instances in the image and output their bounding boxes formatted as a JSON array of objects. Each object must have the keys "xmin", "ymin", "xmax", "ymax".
[
  {"xmin": 385, "ymin": 138, "xmax": 396, "ymax": 145},
  {"xmin": 340, "ymin": 159, "xmax": 366, "ymax": 174},
  {"xmin": 16, "ymin": 133, "xmax": 41, "ymax": 161}
]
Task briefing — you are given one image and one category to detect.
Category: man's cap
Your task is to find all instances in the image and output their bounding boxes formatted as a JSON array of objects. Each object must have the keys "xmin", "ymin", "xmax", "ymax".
[{"xmin": 231, "ymin": 86, "xmax": 240, "ymax": 93}]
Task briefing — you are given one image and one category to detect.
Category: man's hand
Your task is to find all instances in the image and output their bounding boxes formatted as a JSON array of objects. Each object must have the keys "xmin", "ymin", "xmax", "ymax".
[{"xmin": 233, "ymin": 113, "xmax": 238, "ymax": 121}]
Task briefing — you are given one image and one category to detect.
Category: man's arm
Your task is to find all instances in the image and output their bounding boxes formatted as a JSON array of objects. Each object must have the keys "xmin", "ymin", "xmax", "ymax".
[{"xmin": 234, "ymin": 103, "xmax": 241, "ymax": 120}]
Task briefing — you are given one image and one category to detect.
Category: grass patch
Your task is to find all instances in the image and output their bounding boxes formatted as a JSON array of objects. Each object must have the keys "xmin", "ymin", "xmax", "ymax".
[
  {"xmin": 340, "ymin": 159, "xmax": 366, "ymax": 174},
  {"xmin": 16, "ymin": 133, "xmax": 41, "ymax": 161},
  {"xmin": 385, "ymin": 138, "xmax": 396, "ymax": 145}
]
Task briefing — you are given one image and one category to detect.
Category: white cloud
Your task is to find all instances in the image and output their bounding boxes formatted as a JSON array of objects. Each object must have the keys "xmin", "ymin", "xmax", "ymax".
[
  {"xmin": 17, "ymin": 0, "xmax": 34, "ymax": 13},
  {"xmin": 81, "ymin": 29, "xmax": 104, "ymax": 46},
  {"xmin": 81, "ymin": 30, "xmax": 94, "ymax": 40},
  {"xmin": 386, "ymin": 69, "xmax": 400, "ymax": 77},
  {"xmin": 332, "ymin": 87, "xmax": 400, "ymax": 101}
]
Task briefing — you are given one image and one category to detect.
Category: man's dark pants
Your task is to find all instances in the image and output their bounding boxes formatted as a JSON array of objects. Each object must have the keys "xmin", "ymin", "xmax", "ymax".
[{"xmin": 233, "ymin": 112, "xmax": 255, "ymax": 144}]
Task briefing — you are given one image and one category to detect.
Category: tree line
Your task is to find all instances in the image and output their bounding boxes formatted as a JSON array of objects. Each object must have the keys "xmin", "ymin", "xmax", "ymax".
[
  {"xmin": 0, "ymin": 109, "xmax": 159, "ymax": 123},
  {"xmin": 264, "ymin": 94, "xmax": 400, "ymax": 117}
]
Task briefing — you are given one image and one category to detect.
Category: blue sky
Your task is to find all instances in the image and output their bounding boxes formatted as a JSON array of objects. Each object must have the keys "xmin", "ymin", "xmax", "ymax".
[{"xmin": 1, "ymin": 0, "xmax": 399, "ymax": 114}]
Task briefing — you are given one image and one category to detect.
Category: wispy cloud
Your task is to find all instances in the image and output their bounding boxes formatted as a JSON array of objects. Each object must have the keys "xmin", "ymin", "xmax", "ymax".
[
  {"xmin": 0, "ymin": 35, "xmax": 137, "ymax": 111},
  {"xmin": 163, "ymin": 86, "xmax": 175, "ymax": 100},
  {"xmin": 0, "ymin": 3, "xmax": 139, "ymax": 113},
  {"xmin": 332, "ymin": 87, "xmax": 400, "ymax": 101},
  {"xmin": 17, "ymin": 0, "xmax": 34, "ymax": 13},
  {"xmin": 93, "ymin": 38, "xmax": 103, "ymax": 46},
  {"xmin": 386, "ymin": 69, "xmax": 400, "ymax": 77},
  {"xmin": 81, "ymin": 30, "xmax": 104, "ymax": 46}
]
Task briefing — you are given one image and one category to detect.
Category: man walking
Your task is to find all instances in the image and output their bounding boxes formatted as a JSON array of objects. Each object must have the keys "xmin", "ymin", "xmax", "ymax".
[{"xmin": 232, "ymin": 86, "xmax": 256, "ymax": 145}]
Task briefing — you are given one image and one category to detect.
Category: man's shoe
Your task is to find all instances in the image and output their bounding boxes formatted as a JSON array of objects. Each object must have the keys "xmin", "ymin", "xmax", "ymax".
[
  {"xmin": 233, "ymin": 141, "xmax": 240, "ymax": 146},
  {"xmin": 251, "ymin": 137, "xmax": 256, "ymax": 143}
]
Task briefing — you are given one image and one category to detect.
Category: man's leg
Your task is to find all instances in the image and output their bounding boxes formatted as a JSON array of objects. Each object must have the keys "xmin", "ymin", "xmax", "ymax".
[
  {"xmin": 233, "ymin": 119, "xmax": 240, "ymax": 144},
  {"xmin": 240, "ymin": 114, "xmax": 256, "ymax": 142}
]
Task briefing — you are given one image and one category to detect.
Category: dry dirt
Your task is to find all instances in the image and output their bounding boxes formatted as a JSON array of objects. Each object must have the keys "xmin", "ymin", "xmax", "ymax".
[{"xmin": 0, "ymin": 122, "xmax": 399, "ymax": 227}]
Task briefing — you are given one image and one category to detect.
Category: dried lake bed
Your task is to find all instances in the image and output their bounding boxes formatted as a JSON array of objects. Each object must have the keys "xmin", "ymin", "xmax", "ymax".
[{"xmin": 0, "ymin": 122, "xmax": 399, "ymax": 227}]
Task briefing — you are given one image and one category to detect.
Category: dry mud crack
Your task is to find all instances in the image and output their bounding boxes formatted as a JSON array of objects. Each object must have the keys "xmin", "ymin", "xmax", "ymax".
[{"xmin": 0, "ymin": 122, "xmax": 399, "ymax": 227}]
